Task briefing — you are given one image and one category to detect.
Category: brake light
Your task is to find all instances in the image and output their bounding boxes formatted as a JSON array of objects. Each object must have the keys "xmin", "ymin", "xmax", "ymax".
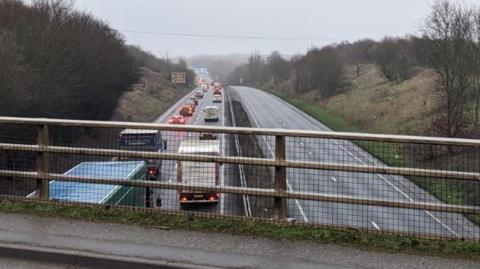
[
  {"xmin": 147, "ymin": 167, "xmax": 157, "ymax": 177},
  {"xmin": 208, "ymin": 194, "xmax": 218, "ymax": 201},
  {"xmin": 179, "ymin": 195, "xmax": 188, "ymax": 202}
]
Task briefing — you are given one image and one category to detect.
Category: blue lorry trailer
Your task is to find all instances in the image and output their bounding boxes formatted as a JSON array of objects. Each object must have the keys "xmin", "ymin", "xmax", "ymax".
[{"xmin": 47, "ymin": 161, "xmax": 147, "ymax": 207}]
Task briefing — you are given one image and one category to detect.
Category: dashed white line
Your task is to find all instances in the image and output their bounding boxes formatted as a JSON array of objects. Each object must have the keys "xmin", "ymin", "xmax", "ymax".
[
  {"xmin": 308, "ymin": 151, "xmax": 313, "ymax": 156},
  {"xmin": 424, "ymin": 210, "xmax": 460, "ymax": 238},
  {"xmin": 271, "ymin": 94, "xmax": 460, "ymax": 238},
  {"xmin": 330, "ymin": 176, "xmax": 337, "ymax": 182},
  {"xmin": 371, "ymin": 221, "xmax": 381, "ymax": 231},
  {"xmin": 286, "ymin": 181, "xmax": 308, "ymax": 223}
]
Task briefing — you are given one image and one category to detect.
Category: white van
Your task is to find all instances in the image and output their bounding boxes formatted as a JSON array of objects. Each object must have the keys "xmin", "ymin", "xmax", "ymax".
[
  {"xmin": 203, "ymin": 106, "xmax": 220, "ymax": 122},
  {"xmin": 212, "ymin": 94, "xmax": 222, "ymax": 103}
]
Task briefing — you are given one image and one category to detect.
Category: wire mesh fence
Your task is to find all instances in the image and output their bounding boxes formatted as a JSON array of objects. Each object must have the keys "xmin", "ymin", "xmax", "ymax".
[{"xmin": 0, "ymin": 117, "xmax": 478, "ymax": 241}]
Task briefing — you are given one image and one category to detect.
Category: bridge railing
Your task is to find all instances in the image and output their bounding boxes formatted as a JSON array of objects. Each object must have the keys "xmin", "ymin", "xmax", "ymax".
[{"xmin": 0, "ymin": 116, "xmax": 478, "ymax": 240}]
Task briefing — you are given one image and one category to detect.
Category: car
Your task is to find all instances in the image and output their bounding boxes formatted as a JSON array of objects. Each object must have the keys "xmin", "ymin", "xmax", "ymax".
[
  {"xmin": 186, "ymin": 101, "xmax": 196, "ymax": 112},
  {"xmin": 168, "ymin": 115, "xmax": 185, "ymax": 124},
  {"xmin": 199, "ymin": 132, "xmax": 218, "ymax": 140},
  {"xmin": 203, "ymin": 106, "xmax": 220, "ymax": 122},
  {"xmin": 189, "ymin": 96, "xmax": 198, "ymax": 105},
  {"xmin": 194, "ymin": 90, "xmax": 204, "ymax": 98},
  {"xmin": 179, "ymin": 105, "xmax": 193, "ymax": 117},
  {"xmin": 212, "ymin": 94, "xmax": 222, "ymax": 103},
  {"xmin": 213, "ymin": 87, "xmax": 222, "ymax": 95}
]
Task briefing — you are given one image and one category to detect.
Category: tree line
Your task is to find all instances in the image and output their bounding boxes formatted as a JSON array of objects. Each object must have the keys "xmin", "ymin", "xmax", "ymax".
[
  {"xmin": 127, "ymin": 45, "xmax": 195, "ymax": 86},
  {"xmin": 0, "ymin": 0, "xmax": 193, "ymax": 120},
  {"xmin": 227, "ymin": 0, "xmax": 480, "ymax": 138}
]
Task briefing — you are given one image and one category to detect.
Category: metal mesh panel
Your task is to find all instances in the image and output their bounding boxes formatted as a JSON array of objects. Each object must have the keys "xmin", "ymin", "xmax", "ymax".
[{"xmin": 0, "ymin": 106, "xmax": 479, "ymax": 241}]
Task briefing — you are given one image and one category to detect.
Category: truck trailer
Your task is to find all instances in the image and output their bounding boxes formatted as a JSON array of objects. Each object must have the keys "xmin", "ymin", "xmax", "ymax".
[
  {"xmin": 177, "ymin": 140, "xmax": 220, "ymax": 204},
  {"xmin": 45, "ymin": 161, "xmax": 147, "ymax": 207}
]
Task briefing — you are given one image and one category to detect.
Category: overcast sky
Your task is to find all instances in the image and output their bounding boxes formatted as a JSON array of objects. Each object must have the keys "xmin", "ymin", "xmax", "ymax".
[{"xmin": 72, "ymin": 0, "xmax": 478, "ymax": 58}]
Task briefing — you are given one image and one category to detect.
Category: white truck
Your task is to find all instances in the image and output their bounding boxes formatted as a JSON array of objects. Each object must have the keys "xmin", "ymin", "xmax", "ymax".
[{"xmin": 177, "ymin": 140, "xmax": 220, "ymax": 204}]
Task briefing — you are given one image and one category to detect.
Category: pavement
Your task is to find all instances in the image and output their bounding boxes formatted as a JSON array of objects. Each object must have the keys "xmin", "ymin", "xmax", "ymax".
[
  {"xmin": 0, "ymin": 213, "xmax": 479, "ymax": 269},
  {"xmin": 228, "ymin": 86, "xmax": 480, "ymax": 240}
]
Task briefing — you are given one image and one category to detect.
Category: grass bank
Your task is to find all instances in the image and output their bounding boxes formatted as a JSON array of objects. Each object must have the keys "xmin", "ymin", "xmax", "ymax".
[
  {"xmin": 274, "ymin": 92, "xmax": 406, "ymax": 167},
  {"xmin": 0, "ymin": 199, "xmax": 479, "ymax": 259},
  {"xmin": 113, "ymin": 67, "xmax": 192, "ymax": 122}
]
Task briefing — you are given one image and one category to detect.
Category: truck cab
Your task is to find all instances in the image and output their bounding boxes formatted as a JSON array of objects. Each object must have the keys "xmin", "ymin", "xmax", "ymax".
[{"xmin": 119, "ymin": 129, "xmax": 167, "ymax": 181}]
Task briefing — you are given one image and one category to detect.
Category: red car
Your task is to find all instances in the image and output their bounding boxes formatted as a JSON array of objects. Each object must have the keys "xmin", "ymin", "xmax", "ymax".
[
  {"xmin": 168, "ymin": 115, "xmax": 185, "ymax": 124},
  {"xmin": 179, "ymin": 105, "xmax": 193, "ymax": 117},
  {"xmin": 186, "ymin": 101, "xmax": 196, "ymax": 112}
]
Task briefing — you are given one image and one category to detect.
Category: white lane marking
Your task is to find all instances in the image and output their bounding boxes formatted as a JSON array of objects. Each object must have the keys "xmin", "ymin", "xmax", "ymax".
[
  {"xmin": 330, "ymin": 176, "xmax": 337, "ymax": 182},
  {"xmin": 286, "ymin": 181, "xmax": 308, "ymax": 222},
  {"xmin": 424, "ymin": 210, "xmax": 460, "ymax": 238},
  {"xmin": 371, "ymin": 221, "xmax": 381, "ymax": 231},
  {"xmin": 240, "ymin": 91, "xmax": 307, "ymax": 222},
  {"xmin": 337, "ymin": 143, "xmax": 366, "ymax": 164},
  {"xmin": 226, "ymin": 88, "xmax": 252, "ymax": 217},
  {"xmin": 300, "ymin": 142, "xmax": 304, "ymax": 146},
  {"xmin": 220, "ymin": 92, "xmax": 226, "ymax": 215},
  {"xmin": 269, "ymin": 93, "xmax": 460, "ymax": 238},
  {"xmin": 242, "ymin": 100, "xmax": 275, "ymax": 157},
  {"xmin": 308, "ymin": 151, "xmax": 313, "ymax": 156}
]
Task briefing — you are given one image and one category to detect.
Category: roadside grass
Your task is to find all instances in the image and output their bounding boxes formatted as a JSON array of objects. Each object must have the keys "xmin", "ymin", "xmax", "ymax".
[
  {"xmin": 276, "ymin": 93, "xmax": 407, "ymax": 168},
  {"xmin": 0, "ymin": 198, "xmax": 479, "ymax": 259}
]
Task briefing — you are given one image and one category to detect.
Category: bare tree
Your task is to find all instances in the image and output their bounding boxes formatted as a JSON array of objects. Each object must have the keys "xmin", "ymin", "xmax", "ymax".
[
  {"xmin": 267, "ymin": 51, "xmax": 290, "ymax": 85},
  {"xmin": 472, "ymin": 8, "xmax": 480, "ymax": 137},
  {"xmin": 369, "ymin": 37, "xmax": 417, "ymax": 81},
  {"xmin": 422, "ymin": 0, "xmax": 475, "ymax": 137}
]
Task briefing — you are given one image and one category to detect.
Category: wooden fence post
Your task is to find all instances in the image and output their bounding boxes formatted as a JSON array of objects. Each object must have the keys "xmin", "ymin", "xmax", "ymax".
[
  {"xmin": 274, "ymin": 135, "xmax": 287, "ymax": 220},
  {"xmin": 36, "ymin": 124, "xmax": 49, "ymax": 200}
]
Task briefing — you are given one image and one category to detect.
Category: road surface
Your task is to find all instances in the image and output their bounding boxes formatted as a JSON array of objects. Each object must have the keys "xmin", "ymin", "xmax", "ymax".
[
  {"xmin": 153, "ymin": 86, "xmax": 243, "ymax": 216},
  {"xmin": 229, "ymin": 86, "xmax": 479, "ymax": 240}
]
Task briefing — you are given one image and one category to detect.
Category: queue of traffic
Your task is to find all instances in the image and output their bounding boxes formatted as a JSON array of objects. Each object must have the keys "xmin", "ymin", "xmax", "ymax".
[
  {"xmin": 37, "ymin": 83, "xmax": 226, "ymax": 209},
  {"xmin": 168, "ymin": 83, "xmax": 223, "ymax": 124}
]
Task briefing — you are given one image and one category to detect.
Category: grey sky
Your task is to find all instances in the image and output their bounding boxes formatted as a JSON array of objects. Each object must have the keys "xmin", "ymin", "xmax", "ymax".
[{"xmin": 72, "ymin": 0, "xmax": 478, "ymax": 57}]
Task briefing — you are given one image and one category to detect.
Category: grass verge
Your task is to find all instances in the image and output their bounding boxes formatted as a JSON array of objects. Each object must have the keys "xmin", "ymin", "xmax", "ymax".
[
  {"xmin": 276, "ymin": 93, "xmax": 406, "ymax": 167},
  {"xmin": 0, "ymin": 198, "xmax": 479, "ymax": 259}
]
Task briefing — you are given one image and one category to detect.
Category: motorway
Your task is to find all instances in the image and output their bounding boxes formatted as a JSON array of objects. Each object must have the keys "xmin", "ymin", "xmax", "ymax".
[
  {"xmin": 153, "ymin": 85, "xmax": 243, "ymax": 216},
  {"xmin": 229, "ymin": 86, "xmax": 480, "ymax": 239}
]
